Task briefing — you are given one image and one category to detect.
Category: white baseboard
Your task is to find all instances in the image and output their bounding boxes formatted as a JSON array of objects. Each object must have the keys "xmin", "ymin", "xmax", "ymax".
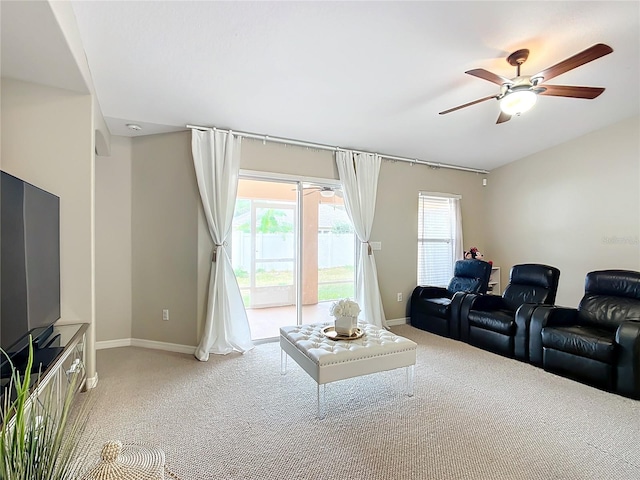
[
  {"xmin": 130, "ymin": 338, "xmax": 196, "ymax": 355},
  {"xmin": 85, "ymin": 373, "xmax": 99, "ymax": 390},
  {"xmin": 96, "ymin": 338, "xmax": 132, "ymax": 350},
  {"xmin": 386, "ymin": 317, "xmax": 409, "ymax": 327},
  {"xmin": 96, "ymin": 338, "xmax": 196, "ymax": 355},
  {"xmin": 96, "ymin": 321, "xmax": 408, "ymax": 355}
]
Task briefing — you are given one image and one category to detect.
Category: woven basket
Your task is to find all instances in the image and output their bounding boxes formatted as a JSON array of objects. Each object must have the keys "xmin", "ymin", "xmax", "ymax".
[{"xmin": 80, "ymin": 441, "xmax": 165, "ymax": 480}]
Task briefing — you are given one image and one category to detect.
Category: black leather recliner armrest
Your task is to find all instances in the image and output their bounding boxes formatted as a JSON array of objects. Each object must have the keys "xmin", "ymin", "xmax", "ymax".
[
  {"xmin": 412, "ymin": 286, "xmax": 452, "ymax": 300},
  {"xmin": 459, "ymin": 293, "xmax": 477, "ymax": 342},
  {"xmin": 615, "ymin": 320, "xmax": 640, "ymax": 399},
  {"xmin": 514, "ymin": 303, "xmax": 542, "ymax": 362},
  {"xmin": 529, "ymin": 306, "xmax": 579, "ymax": 366},
  {"xmin": 449, "ymin": 291, "xmax": 468, "ymax": 340}
]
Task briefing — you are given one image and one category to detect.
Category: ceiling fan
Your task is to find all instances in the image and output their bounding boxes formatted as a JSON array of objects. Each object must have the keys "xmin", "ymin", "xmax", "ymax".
[
  {"xmin": 298, "ymin": 185, "xmax": 343, "ymax": 198},
  {"xmin": 439, "ymin": 43, "xmax": 613, "ymax": 124}
]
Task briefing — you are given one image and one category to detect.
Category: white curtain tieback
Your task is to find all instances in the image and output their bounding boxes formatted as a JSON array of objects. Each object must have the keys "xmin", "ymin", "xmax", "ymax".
[
  {"xmin": 362, "ymin": 241, "xmax": 372, "ymax": 255},
  {"xmin": 212, "ymin": 242, "xmax": 228, "ymax": 262}
]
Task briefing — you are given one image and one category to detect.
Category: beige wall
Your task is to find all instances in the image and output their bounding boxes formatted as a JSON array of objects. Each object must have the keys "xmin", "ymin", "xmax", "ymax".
[
  {"xmin": 374, "ymin": 161, "xmax": 487, "ymax": 319},
  {"xmin": 241, "ymin": 140, "xmax": 338, "ymax": 179},
  {"xmin": 485, "ymin": 116, "xmax": 640, "ymax": 307},
  {"xmin": 241, "ymin": 139, "xmax": 487, "ymax": 320},
  {"xmin": 117, "ymin": 117, "xmax": 640, "ymax": 344},
  {"xmin": 129, "ymin": 133, "xmax": 487, "ymax": 346},
  {"xmin": 95, "ymin": 136, "xmax": 132, "ymax": 341},
  {"xmin": 1, "ymin": 78, "xmax": 97, "ymax": 377},
  {"xmin": 131, "ymin": 131, "xmax": 199, "ymax": 345}
]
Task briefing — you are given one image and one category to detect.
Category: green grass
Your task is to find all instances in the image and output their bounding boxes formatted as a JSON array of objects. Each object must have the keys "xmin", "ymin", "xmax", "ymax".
[
  {"xmin": 237, "ymin": 266, "xmax": 355, "ymax": 306},
  {"xmin": 241, "ymin": 284, "xmax": 352, "ymax": 307},
  {"xmin": 318, "ymin": 283, "xmax": 354, "ymax": 301},
  {"xmin": 235, "ymin": 266, "xmax": 354, "ymax": 288},
  {"xmin": 318, "ymin": 266, "xmax": 354, "ymax": 283},
  {"xmin": 236, "ymin": 269, "xmax": 292, "ymax": 288}
]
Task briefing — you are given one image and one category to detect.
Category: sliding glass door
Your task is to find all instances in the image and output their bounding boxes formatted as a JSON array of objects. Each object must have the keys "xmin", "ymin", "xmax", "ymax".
[
  {"xmin": 232, "ymin": 176, "xmax": 355, "ymax": 340},
  {"xmin": 300, "ymin": 184, "xmax": 355, "ymax": 325}
]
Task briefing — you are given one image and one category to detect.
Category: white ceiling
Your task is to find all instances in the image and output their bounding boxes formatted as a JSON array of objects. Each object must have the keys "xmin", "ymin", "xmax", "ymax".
[
  {"xmin": 1, "ymin": 1, "xmax": 88, "ymax": 94},
  {"xmin": 4, "ymin": 2, "xmax": 640, "ymax": 171}
]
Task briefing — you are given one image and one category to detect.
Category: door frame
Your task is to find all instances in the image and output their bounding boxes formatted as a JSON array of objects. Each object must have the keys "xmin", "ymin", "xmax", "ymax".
[{"xmin": 237, "ymin": 170, "xmax": 344, "ymax": 330}]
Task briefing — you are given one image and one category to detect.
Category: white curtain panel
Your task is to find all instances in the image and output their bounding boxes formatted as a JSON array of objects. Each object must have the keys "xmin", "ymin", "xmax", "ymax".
[
  {"xmin": 452, "ymin": 197, "xmax": 464, "ymax": 262},
  {"xmin": 335, "ymin": 150, "xmax": 387, "ymax": 329},
  {"xmin": 191, "ymin": 129, "xmax": 253, "ymax": 360}
]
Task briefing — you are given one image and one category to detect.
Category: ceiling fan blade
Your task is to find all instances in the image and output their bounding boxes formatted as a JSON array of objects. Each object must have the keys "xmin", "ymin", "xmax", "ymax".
[
  {"xmin": 496, "ymin": 111, "xmax": 511, "ymax": 124},
  {"xmin": 532, "ymin": 43, "xmax": 613, "ymax": 83},
  {"xmin": 539, "ymin": 85, "xmax": 605, "ymax": 99},
  {"xmin": 439, "ymin": 94, "xmax": 498, "ymax": 115},
  {"xmin": 465, "ymin": 69, "xmax": 512, "ymax": 86}
]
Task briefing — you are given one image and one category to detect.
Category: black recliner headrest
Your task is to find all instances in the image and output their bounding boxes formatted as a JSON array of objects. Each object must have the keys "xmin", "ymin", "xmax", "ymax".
[
  {"xmin": 506, "ymin": 264, "xmax": 561, "ymax": 306},
  {"xmin": 451, "ymin": 259, "xmax": 492, "ymax": 294},
  {"xmin": 510, "ymin": 264, "xmax": 560, "ymax": 289},
  {"xmin": 584, "ymin": 270, "xmax": 640, "ymax": 300},
  {"xmin": 454, "ymin": 259, "xmax": 491, "ymax": 279}
]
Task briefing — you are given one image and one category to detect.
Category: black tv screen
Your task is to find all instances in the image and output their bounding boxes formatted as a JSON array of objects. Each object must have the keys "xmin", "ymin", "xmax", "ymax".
[{"xmin": 1, "ymin": 171, "xmax": 61, "ymax": 353}]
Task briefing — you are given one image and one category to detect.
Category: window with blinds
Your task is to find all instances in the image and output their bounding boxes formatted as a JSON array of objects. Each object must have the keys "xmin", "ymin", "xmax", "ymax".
[{"xmin": 418, "ymin": 194, "xmax": 460, "ymax": 287}]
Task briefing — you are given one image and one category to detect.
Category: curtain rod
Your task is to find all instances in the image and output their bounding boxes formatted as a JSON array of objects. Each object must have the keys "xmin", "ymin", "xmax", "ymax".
[{"xmin": 186, "ymin": 124, "xmax": 489, "ymax": 174}]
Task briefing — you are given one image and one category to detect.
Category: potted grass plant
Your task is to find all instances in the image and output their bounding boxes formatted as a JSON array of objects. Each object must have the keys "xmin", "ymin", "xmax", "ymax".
[{"xmin": 0, "ymin": 337, "xmax": 90, "ymax": 480}]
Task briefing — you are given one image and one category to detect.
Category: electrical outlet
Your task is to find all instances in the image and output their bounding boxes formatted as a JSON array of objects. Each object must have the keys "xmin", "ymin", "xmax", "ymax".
[
  {"xmin": 162, "ymin": 309, "xmax": 169, "ymax": 321},
  {"xmin": 397, "ymin": 293, "xmax": 403, "ymax": 302}
]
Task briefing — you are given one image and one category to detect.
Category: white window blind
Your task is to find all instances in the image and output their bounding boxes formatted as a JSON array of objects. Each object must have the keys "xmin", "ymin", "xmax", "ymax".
[{"xmin": 418, "ymin": 193, "xmax": 462, "ymax": 287}]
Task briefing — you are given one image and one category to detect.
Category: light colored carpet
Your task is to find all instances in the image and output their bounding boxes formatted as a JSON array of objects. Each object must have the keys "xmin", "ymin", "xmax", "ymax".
[{"xmin": 82, "ymin": 325, "xmax": 640, "ymax": 480}]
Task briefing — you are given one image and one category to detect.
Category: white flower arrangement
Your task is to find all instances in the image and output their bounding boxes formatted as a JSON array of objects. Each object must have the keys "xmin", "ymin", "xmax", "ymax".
[{"xmin": 330, "ymin": 298, "xmax": 361, "ymax": 318}]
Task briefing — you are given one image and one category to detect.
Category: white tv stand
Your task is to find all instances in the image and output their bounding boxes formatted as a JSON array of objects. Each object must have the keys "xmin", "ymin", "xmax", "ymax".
[
  {"xmin": 35, "ymin": 323, "xmax": 88, "ymax": 400},
  {"xmin": 1, "ymin": 323, "xmax": 88, "ymax": 428}
]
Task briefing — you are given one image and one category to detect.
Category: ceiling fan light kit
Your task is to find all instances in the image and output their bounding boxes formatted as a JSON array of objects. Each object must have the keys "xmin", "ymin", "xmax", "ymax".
[
  {"xmin": 500, "ymin": 88, "xmax": 537, "ymax": 116},
  {"xmin": 439, "ymin": 43, "xmax": 613, "ymax": 124}
]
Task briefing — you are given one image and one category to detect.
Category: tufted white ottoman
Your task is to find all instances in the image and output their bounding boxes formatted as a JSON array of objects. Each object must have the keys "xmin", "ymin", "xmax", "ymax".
[{"xmin": 280, "ymin": 322, "xmax": 417, "ymax": 419}]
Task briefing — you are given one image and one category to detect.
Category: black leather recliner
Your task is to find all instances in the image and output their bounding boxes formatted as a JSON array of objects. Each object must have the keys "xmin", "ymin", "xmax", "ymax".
[
  {"xmin": 460, "ymin": 264, "xmax": 560, "ymax": 358},
  {"xmin": 528, "ymin": 270, "xmax": 640, "ymax": 398},
  {"xmin": 410, "ymin": 259, "xmax": 492, "ymax": 339}
]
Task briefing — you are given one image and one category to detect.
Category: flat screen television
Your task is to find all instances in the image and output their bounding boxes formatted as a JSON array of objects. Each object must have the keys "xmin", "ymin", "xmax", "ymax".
[{"xmin": 0, "ymin": 171, "xmax": 61, "ymax": 362}]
